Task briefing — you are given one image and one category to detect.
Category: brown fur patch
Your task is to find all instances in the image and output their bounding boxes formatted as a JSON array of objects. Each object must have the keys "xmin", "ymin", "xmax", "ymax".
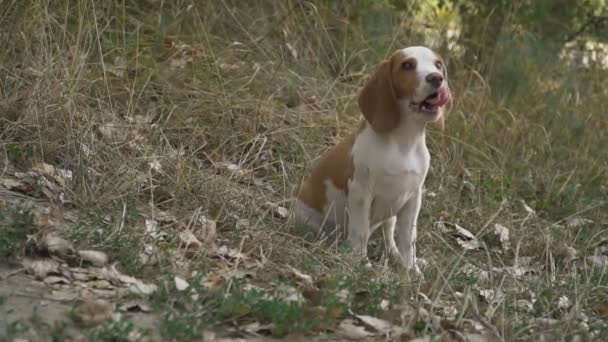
[
  {"xmin": 296, "ymin": 123, "xmax": 365, "ymax": 211},
  {"xmin": 357, "ymin": 51, "xmax": 419, "ymax": 133}
]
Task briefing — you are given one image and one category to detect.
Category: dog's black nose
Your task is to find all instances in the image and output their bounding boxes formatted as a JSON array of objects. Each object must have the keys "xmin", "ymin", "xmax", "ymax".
[{"xmin": 426, "ymin": 72, "xmax": 444, "ymax": 88}]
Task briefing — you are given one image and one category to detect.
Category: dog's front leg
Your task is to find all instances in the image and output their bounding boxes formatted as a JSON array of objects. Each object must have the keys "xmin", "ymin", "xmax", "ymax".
[
  {"xmin": 346, "ymin": 176, "xmax": 372, "ymax": 259},
  {"xmin": 396, "ymin": 189, "xmax": 422, "ymax": 273}
]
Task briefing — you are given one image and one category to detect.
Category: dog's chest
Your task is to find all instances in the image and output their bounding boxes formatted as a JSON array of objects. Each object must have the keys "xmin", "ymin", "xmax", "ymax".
[{"xmin": 353, "ymin": 136, "xmax": 429, "ymax": 214}]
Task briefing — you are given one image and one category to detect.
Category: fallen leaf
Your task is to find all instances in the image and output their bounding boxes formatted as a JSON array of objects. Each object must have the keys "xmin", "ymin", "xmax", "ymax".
[
  {"xmin": 521, "ymin": 200, "xmax": 536, "ymax": 215},
  {"xmin": 214, "ymin": 245, "xmax": 247, "ymax": 263},
  {"xmin": 145, "ymin": 219, "xmax": 161, "ymax": 237},
  {"xmin": 275, "ymin": 284, "xmax": 305, "ymax": 304},
  {"xmin": 516, "ymin": 299, "xmax": 533, "ymax": 312},
  {"xmin": 87, "ymin": 279, "xmax": 113, "ymax": 289},
  {"xmin": 219, "ymin": 63, "xmax": 240, "ymax": 72},
  {"xmin": 196, "ymin": 215, "xmax": 217, "ymax": 243},
  {"xmin": 33, "ymin": 162, "xmax": 72, "ymax": 187},
  {"xmin": 534, "ymin": 317, "xmax": 558, "ymax": 326},
  {"xmin": 178, "ymin": 230, "xmax": 203, "ymax": 250},
  {"xmin": 461, "ymin": 333, "xmax": 492, "ymax": 342},
  {"xmin": 47, "ymin": 289, "xmax": 79, "ymax": 301},
  {"xmin": 105, "ymin": 56, "xmax": 127, "ymax": 78},
  {"xmin": 408, "ymin": 338, "xmax": 432, "ymax": 342},
  {"xmin": 119, "ymin": 301, "xmax": 151, "ymax": 313},
  {"xmin": 354, "ymin": 314, "xmax": 392, "ymax": 334},
  {"xmin": 587, "ymin": 255, "xmax": 608, "ymax": 268},
  {"xmin": 564, "ymin": 246, "xmax": 578, "ymax": 264},
  {"xmin": 493, "ymin": 224, "xmax": 510, "ymax": 250},
  {"xmin": 43, "ymin": 234, "xmax": 73, "ymax": 256},
  {"xmin": 263, "ymin": 202, "xmax": 290, "ymax": 219},
  {"xmin": 175, "ymin": 276, "xmax": 190, "ymax": 291},
  {"xmin": 71, "ymin": 300, "xmax": 113, "ymax": 326},
  {"xmin": 479, "ymin": 289, "xmax": 504, "ymax": 305},
  {"xmin": 236, "ymin": 218, "xmax": 250, "ymax": 230},
  {"xmin": 337, "ymin": 319, "xmax": 374, "ymax": 340},
  {"xmin": 98, "ymin": 264, "xmax": 157, "ymax": 295},
  {"xmin": 78, "ymin": 250, "xmax": 108, "ymax": 267},
  {"xmin": 242, "ymin": 321, "xmax": 275, "ymax": 334},
  {"xmin": 558, "ymin": 295, "xmax": 571, "ymax": 310},
  {"xmin": 200, "ymin": 273, "xmax": 226, "ymax": 290},
  {"xmin": 23, "ymin": 258, "xmax": 60, "ymax": 280},
  {"xmin": 285, "ymin": 42, "xmax": 298, "ymax": 59},
  {"xmin": 2, "ymin": 178, "xmax": 31, "ymax": 193},
  {"xmin": 452, "ymin": 224, "xmax": 480, "ymax": 250},
  {"xmin": 288, "ymin": 265, "xmax": 314, "ymax": 287},
  {"xmin": 566, "ymin": 217, "xmax": 593, "ymax": 229},
  {"xmin": 219, "ymin": 162, "xmax": 246, "ymax": 177},
  {"xmin": 44, "ymin": 275, "xmax": 70, "ymax": 285},
  {"xmin": 148, "ymin": 159, "xmax": 163, "ymax": 173}
]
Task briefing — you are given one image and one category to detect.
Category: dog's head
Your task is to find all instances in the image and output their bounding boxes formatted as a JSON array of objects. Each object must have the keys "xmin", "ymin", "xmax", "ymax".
[{"xmin": 358, "ymin": 46, "xmax": 453, "ymax": 133}]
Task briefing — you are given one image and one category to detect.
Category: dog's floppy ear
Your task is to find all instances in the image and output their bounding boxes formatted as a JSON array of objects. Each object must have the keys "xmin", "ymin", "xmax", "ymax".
[
  {"xmin": 358, "ymin": 56, "xmax": 400, "ymax": 133},
  {"xmin": 430, "ymin": 59, "xmax": 453, "ymax": 131}
]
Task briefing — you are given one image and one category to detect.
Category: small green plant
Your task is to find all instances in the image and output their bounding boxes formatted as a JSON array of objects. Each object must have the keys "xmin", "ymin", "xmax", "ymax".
[
  {"xmin": 90, "ymin": 318, "xmax": 143, "ymax": 342},
  {"xmin": 67, "ymin": 204, "xmax": 146, "ymax": 275},
  {"xmin": 0, "ymin": 201, "xmax": 35, "ymax": 258}
]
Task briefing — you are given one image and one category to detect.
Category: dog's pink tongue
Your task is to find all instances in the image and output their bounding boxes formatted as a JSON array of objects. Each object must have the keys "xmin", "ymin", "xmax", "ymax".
[{"xmin": 426, "ymin": 87, "xmax": 450, "ymax": 106}]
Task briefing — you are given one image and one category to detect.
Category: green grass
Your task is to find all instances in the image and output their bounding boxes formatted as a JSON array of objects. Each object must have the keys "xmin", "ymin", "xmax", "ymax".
[
  {"xmin": 1, "ymin": 0, "xmax": 607, "ymax": 340},
  {"xmin": 0, "ymin": 202, "xmax": 35, "ymax": 259}
]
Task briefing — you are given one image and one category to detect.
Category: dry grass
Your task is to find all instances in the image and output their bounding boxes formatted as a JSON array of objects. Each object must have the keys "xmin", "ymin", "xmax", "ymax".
[{"xmin": 1, "ymin": 1, "xmax": 608, "ymax": 341}]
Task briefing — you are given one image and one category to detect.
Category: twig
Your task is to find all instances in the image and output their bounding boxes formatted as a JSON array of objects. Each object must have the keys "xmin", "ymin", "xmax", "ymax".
[{"xmin": 0, "ymin": 268, "xmax": 25, "ymax": 280}]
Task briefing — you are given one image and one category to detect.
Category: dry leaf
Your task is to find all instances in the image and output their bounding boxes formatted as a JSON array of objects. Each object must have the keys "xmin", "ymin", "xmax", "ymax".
[
  {"xmin": 564, "ymin": 246, "xmax": 578, "ymax": 264},
  {"xmin": 408, "ymin": 338, "xmax": 432, "ymax": 342},
  {"xmin": 566, "ymin": 217, "xmax": 593, "ymax": 229},
  {"xmin": 98, "ymin": 264, "xmax": 157, "ymax": 295},
  {"xmin": 87, "ymin": 279, "xmax": 113, "ymax": 289},
  {"xmin": 521, "ymin": 200, "xmax": 536, "ymax": 215},
  {"xmin": 558, "ymin": 295, "xmax": 571, "ymax": 310},
  {"xmin": 337, "ymin": 319, "xmax": 374, "ymax": 340},
  {"xmin": 236, "ymin": 219, "xmax": 250, "ymax": 230},
  {"xmin": 219, "ymin": 63, "xmax": 240, "ymax": 72},
  {"xmin": 23, "ymin": 258, "xmax": 60, "ymax": 280},
  {"xmin": 461, "ymin": 333, "xmax": 492, "ymax": 342},
  {"xmin": 219, "ymin": 162, "xmax": 246, "ymax": 177},
  {"xmin": 33, "ymin": 162, "xmax": 72, "ymax": 186},
  {"xmin": 175, "ymin": 276, "xmax": 190, "ymax": 291},
  {"xmin": 78, "ymin": 250, "xmax": 108, "ymax": 267},
  {"xmin": 196, "ymin": 215, "xmax": 217, "ymax": 243},
  {"xmin": 43, "ymin": 234, "xmax": 74, "ymax": 256},
  {"xmin": 288, "ymin": 265, "xmax": 314, "ymax": 287},
  {"xmin": 148, "ymin": 159, "xmax": 163, "ymax": 173},
  {"xmin": 242, "ymin": 322, "xmax": 275, "ymax": 334},
  {"xmin": 2, "ymin": 178, "xmax": 31, "ymax": 192},
  {"xmin": 119, "ymin": 301, "xmax": 151, "ymax": 313},
  {"xmin": 516, "ymin": 299, "xmax": 533, "ymax": 312},
  {"xmin": 263, "ymin": 202, "xmax": 290, "ymax": 219},
  {"xmin": 71, "ymin": 300, "xmax": 113, "ymax": 326},
  {"xmin": 479, "ymin": 289, "xmax": 504, "ymax": 305},
  {"xmin": 587, "ymin": 255, "xmax": 608, "ymax": 267},
  {"xmin": 452, "ymin": 224, "xmax": 480, "ymax": 250},
  {"xmin": 105, "ymin": 56, "xmax": 127, "ymax": 78},
  {"xmin": 214, "ymin": 245, "xmax": 247, "ymax": 263},
  {"xmin": 200, "ymin": 273, "xmax": 226, "ymax": 291},
  {"xmin": 354, "ymin": 314, "xmax": 392, "ymax": 334},
  {"xmin": 178, "ymin": 230, "xmax": 203, "ymax": 250},
  {"xmin": 274, "ymin": 284, "xmax": 305, "ymax": 304},
  {"xmin": 44, "ymin": 275, "xmax": 70, "ymax": 285},
  {"xmin": 493, "ymin": 224, "xmax": 510, "ymax": 250},
  {"xmin": 48, "ymin": 289, "xmax": 79, "ymax": 301}
]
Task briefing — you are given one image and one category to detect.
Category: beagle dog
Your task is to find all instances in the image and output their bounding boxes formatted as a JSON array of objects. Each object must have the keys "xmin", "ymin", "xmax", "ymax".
[{"xmin": 294, "ymin": 46, "xmax": 452, "ymax": 273}]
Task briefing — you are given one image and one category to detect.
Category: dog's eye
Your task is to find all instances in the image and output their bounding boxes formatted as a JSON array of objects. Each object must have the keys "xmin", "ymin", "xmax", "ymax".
[
  {"xmin": 402, "ymin": 61, "xmax": 414, "ymax": 70},
  {"xmin": 435, "ymin": 61, "xmax": 443, "ymax": 69}
]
